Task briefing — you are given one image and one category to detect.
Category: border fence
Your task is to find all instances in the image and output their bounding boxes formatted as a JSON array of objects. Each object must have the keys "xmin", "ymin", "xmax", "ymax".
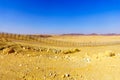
[{"xmin": 1, "ymin": 32, "xmax": 120, "ymax": 47}]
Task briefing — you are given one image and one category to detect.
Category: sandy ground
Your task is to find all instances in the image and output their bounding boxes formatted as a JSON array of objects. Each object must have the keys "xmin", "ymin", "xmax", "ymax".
[{"xmin": 0, "ymin": 36, "xmax": 120, "ymax": 80}]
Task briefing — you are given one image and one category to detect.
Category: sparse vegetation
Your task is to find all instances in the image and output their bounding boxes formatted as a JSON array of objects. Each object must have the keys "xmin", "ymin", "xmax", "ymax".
[
  {"xmin": 1, "ymin": 32, "xmax": 120, "ymax": 47},
  {"xmin": 1, "ymin": 32, "xmax": 120, "ymax": 80}
]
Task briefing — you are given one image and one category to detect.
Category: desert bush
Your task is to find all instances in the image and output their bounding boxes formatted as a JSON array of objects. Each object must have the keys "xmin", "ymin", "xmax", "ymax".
[
  {"xmin": 63, "ymin": 50, "xmax": 72, "ymax": 54},
  {"xmin": 109, "ymin": 52, "xmax": 115, "ymax": 57},
  {"xmin": 0, "ymin": 47, "xmax": 5, "ymax": 50},
  {"xmin": 105, "ymin": 50, "xmax": 116, "ymax": 57},
  {"xmin": 63, "ymin": 48, "xmax": 80, "ymax": 54},
  {"xmin": 2, "ymin": 48, "xmax": 15, "ymax": 54},
  {"xmin": 74, "ymin": 48, "xmax": 80, "ymax": 52}
]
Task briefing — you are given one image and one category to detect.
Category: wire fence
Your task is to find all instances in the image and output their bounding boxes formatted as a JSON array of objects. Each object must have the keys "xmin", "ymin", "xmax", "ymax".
[{"xmin": 1, "ymin": 32, "xmax": 120, "ymax": 47}]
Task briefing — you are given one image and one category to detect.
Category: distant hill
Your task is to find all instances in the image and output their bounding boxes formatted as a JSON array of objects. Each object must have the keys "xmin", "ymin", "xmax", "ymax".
[{"xmin": 61, "ymin": 33, "xmax": 120, "ymax": 36}]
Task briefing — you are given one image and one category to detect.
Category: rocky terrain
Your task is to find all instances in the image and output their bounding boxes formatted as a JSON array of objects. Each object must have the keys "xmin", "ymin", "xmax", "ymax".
[{"xmin": 0, "ymin": 33, "xmax": 120, "ymax": 80}]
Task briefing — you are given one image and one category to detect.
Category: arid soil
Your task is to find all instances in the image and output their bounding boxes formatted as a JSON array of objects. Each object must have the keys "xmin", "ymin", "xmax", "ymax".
[{"xmin": 0, "ymin": 35, "xmax": 120, "ymax": 80}]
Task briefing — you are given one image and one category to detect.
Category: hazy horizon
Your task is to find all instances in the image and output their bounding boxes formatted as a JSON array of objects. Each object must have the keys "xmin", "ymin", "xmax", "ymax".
[{"xmin": 0, "ymin": 0, "xmax": 120, "ymax": 34}]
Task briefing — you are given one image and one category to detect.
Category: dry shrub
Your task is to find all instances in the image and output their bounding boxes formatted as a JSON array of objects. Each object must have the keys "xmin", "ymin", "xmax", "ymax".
[
  {"xmin": 63, "ymin": 50, "xmax": 72, "ymax": 54},
  {"xmin": 2, "ymin": 48, "xmax": 15, "ymax": 54},
  {"xmin": 105, "ymin": 50, "xmax": 116, "ymax": 57},
  {"xmin": 109, "ymin": 52, "xmax": 115, "ymax": 57},
  {"xmin": 74, "ymin": 48, "xmax": 81, "ymax": 52},
  {"xmin": 63, "ymin": 48, "xmax": 80, "ymax": 54},
  {"xmin": 0, "ymin": 47, "xmax": 5, "ymax": 50}
]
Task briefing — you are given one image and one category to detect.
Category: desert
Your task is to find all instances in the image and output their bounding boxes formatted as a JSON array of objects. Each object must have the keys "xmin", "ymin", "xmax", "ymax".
[{"xmin": 0, "ymin": 33, "xmax": 120, "ymax": 80}]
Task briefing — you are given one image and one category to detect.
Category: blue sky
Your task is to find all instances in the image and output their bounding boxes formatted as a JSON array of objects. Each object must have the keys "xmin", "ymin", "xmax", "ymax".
[{"xmin": 0, "ymin": 0, "xmax": 120, "ymax": 34}]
